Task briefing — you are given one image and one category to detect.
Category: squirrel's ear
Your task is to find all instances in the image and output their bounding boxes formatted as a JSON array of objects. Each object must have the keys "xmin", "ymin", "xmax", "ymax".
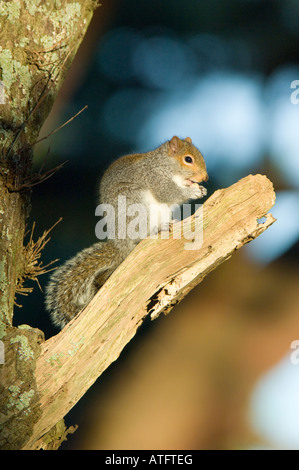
[
  {"xmin": 169, "ymin": 136, "xmax": 182, "ymax": 154},
  {"xmin": 185, "ymin": 137, "xmax": 192, "ymax": 143}
]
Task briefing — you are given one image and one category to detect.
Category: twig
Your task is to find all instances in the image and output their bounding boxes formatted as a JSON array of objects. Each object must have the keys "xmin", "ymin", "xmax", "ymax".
[
  {"xmin": 6, "ymin": 161, "xmax": 68, "ymax": 192},
  {"xmin": 15, "ymin": 218, "xmax": 62, "ymax": 302},
  {"xmin": 34, "ymin": 105, "xmax": 88, "ymax": 146},
  {"xmin": 5, "ymin": 49, "xmax": 73, "ymax": 160}
]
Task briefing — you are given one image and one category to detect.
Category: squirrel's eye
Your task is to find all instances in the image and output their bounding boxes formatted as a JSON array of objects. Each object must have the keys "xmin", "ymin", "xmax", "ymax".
[{"xmin": 184, "ymin": 156, "xmax": 193, "ymax": 164}]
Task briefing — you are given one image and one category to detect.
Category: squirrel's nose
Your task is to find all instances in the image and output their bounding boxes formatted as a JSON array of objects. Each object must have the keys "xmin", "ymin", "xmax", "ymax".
[{"xmin": 192, "ymin": 172, "xmax": 209, "ymax": 183}]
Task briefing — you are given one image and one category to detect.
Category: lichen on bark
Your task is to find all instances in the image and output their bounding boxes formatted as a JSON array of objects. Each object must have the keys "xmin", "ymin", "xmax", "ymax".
[
  {"xmin": 0, "ymin": 326, "xmax": 44, "ymax": 450},
  {"xmin": 0, "ymin": 0, "xmax": 99, "ymax": 450},
  {"xmin": 0, "ymin": 0, "xmax": 98, "ymax": 156}
]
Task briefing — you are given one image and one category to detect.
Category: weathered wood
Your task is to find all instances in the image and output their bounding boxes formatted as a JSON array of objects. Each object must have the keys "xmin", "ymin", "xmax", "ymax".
[{"xmin": 24, "ymin": 173, "xmax": 276, "ymax": 449}]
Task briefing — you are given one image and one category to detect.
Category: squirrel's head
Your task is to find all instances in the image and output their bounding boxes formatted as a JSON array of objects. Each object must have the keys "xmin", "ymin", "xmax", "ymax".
[{"xmin": 168, "ymin": 136, "xmax": 208, "ymax": 188}]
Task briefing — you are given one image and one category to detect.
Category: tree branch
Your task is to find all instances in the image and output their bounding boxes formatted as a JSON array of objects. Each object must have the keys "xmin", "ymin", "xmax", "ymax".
[{"xmin": 23, "ymin": 173, "xmax": 276, "ymax": 450}]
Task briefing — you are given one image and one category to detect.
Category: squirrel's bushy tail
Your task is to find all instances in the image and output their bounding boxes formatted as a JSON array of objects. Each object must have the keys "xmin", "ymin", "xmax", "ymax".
[{"xmin": 45, "ymin": 240, "xmax": 128, "ymax": 329}]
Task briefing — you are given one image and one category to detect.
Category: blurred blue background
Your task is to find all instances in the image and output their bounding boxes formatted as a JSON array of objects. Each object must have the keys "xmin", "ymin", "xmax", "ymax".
[{"xmin": 15, "ymin": 0, "xmax": 299, "ymax": 450}]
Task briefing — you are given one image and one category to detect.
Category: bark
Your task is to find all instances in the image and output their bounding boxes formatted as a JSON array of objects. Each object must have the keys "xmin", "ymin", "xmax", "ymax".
[{"xmin": 0, "ymin": 0, "xmax": 98, "ymax": 450}]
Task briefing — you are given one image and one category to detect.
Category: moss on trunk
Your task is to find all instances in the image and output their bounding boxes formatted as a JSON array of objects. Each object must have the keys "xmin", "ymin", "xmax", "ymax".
[{"xmin": 0, "ymin": 0, "xmax": 98, "ymax": 450}]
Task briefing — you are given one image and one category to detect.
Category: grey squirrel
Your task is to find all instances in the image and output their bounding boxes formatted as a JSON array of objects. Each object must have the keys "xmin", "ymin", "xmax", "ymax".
[{"xmin": 45, "ymin": 136, "xmax": 208, "ymax": 329}]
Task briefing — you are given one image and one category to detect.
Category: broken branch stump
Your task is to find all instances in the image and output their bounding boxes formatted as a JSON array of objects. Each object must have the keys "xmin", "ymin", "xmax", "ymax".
[{"xmin": 24, "ymin": 173, "xmax": 276, "ymax": 449}]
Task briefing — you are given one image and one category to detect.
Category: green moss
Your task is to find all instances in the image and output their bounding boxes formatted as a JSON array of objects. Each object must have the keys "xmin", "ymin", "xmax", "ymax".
[
  {"xmin": 0, "ymin": 259, "xmax": 8, "ymax": 339},
  {"xmin": 0, "ymin": 260, "xmax": 7, "ymax": 292},
  {"xmin": 40, "ymin": 35, "xmax": 55, "ymax": 50},
  {"xmin": 39, "ymin": 2, "xmax": 82, "ymax": 40},
  {"xmin": 63, "ymin": 2, "xmax": 82, "ymax": 24},
  {"xmin": 10, "ymin": 335, "xmax": 34, "ymax": 361},
  {"xmin": 19, "ymin": 37, "xmax": 30, "ymax": 48},
  {"xmin": 0, "ymin": 48, "xmax": 13, "ymax": 85},
  {"xmin": 11, "ymin": 62, "xmax": 32, "ymax": 108},
  {"xmin": 0, "ymin": 1, "xmax": 21, "ymax": 24},
  {"xmin": 7, "ymin": 386, "xmax": 34, "ymax": 411},
  {"xmin": 46, "ymin": 352, "xmax": 64, "ymax": 367},
  {"xmin": 67, "ymin": 337, "xmax": 85, "ymax": 356},
  {"xmin": 18, "ymin": 324, "xmax": 32, "ymax": 330},
  {"xmin": 0, "ymin": 317, "xmax": 6, "ymax": 340},
  {"xmin": 24, "ymin": 0, "xmax": 42, "ymax": 16},
  {"xmin": 45, "ymin": 336, "xmax": 85, "ymax": 367},
  {"xmin": 0, "ymin": 48, "xmax": 33, "ymax": 109},
  {"xmin": 17, "ymin": 389, "xmax": 35, "ymax": 411},
  {"xmin": 8, "ymin": 385, "xmax": 21, "ymax": 395}
]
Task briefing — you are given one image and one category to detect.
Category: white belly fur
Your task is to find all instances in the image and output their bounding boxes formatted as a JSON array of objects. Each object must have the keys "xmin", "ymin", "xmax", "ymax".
[{"xmin": 143, "ymin": 190, "xmax": 173, "ymax": 234}]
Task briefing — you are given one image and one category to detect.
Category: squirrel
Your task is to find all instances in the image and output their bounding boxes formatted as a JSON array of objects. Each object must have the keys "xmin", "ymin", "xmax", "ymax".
[{"xmin": 45, "ymin": 136, "xmax": 208, "ymax": 329}]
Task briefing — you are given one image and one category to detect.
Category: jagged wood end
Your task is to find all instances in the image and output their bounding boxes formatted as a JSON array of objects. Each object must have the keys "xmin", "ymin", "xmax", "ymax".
[{"xmin": 25, "ymin": 173, "xmax": 276, "ymax": 449}]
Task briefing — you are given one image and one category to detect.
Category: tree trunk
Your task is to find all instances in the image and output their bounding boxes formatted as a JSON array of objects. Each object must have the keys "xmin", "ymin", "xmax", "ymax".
[{"xmin": 0, "ymin": 0, "xmax": 98, "ymax": 450}]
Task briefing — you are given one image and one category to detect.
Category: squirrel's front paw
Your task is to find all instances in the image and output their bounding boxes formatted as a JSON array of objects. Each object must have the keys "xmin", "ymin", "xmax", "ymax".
[{"xmin": 189, "ymin": 184, "xmax": 207, "ymax": 200}]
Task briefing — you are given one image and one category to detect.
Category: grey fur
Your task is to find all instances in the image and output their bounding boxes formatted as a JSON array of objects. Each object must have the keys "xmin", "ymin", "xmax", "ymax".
[{"xmin": 45, "ymin": 137, "xmax": 208, "ymax": 329}]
